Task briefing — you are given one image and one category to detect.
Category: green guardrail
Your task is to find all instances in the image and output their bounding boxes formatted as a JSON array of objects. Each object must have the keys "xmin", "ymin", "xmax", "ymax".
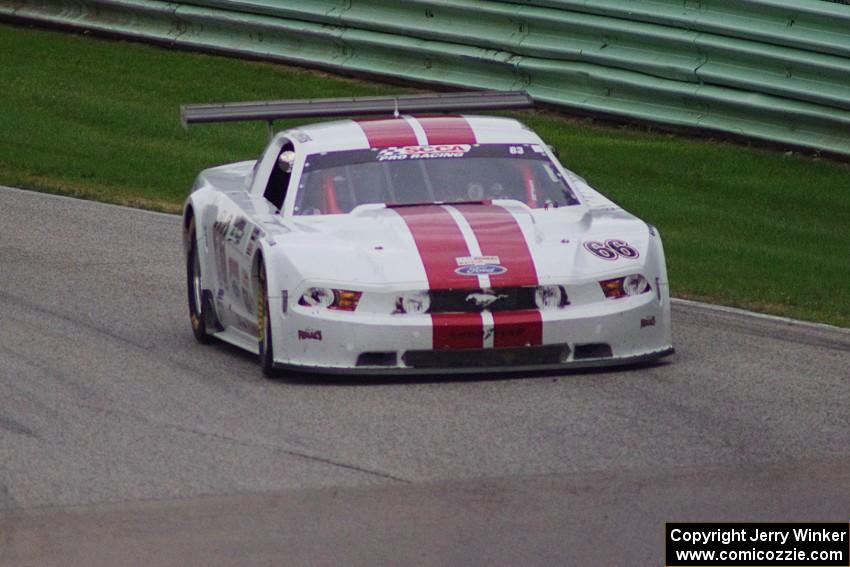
[{"xmin": 2, "ymin": 0, "xmax": 850, "ymax": 156}]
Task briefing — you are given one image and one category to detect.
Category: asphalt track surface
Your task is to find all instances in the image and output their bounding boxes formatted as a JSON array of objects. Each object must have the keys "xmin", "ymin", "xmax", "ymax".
[{"xmin": 1, "ymin": 186, "xmax": 848, "ymax": 566}]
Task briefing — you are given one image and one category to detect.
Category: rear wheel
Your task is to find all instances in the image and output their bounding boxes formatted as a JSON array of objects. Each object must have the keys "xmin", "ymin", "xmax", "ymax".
[
  {"xmin": 187, "ymin": 218, "xmax": 212, "ymax": 344},
  {"xmin": 257, "ymin": 262, "xmax": 277, "ymax": 377}
]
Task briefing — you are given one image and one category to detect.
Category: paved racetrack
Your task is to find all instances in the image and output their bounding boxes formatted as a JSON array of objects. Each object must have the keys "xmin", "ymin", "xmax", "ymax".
[{"xmin": 1, "ymin": 186, "xmax": 848, "ymax": 566}]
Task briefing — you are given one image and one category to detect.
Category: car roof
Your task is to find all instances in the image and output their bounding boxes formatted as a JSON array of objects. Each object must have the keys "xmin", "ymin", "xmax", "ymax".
[{"xmin": 282, "ymin": 115, "xmax": 541, "ymax": 154}]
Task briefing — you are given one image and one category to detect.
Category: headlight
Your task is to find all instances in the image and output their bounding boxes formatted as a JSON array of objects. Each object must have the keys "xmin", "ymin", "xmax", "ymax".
[
  {"xmin": 534, "ymin": 285, "xmax": 568, "ymax": 309},
  {"xmin": 299, "ymin": 288, "xmax": 362, "ymax": 311},
  {"xmin": 330, "ymin": 290, "xmax": 362, "ymax": 311},
  {"xmin": 600, "ymin": 274, "xmax": 651, "ymax": 299},
  {"xmin": 299, "ymin": 287, "xmax": 334, "ymax": 307},
  {"xmin": 395, "ymin": 291, "xmax": 430, "ymax": 314},
  {"xmin": 623, "ymin": 274, "xmax": 651, "ymax": 296}
]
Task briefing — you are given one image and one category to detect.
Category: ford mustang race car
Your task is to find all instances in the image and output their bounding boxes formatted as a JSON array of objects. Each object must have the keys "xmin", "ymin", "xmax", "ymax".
[{"xmin": 181, "ymin": 91, "xmax": 673, "ymax": 376}]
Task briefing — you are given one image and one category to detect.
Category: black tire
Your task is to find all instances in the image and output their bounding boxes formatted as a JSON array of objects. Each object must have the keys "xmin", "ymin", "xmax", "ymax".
[
  {"xmin": 257, "ymin": 262, "xmax": 277, "ymax": 378},
  {"xmin": 187, "ymin": 218, "xmax": 212, "ymax": 344}
]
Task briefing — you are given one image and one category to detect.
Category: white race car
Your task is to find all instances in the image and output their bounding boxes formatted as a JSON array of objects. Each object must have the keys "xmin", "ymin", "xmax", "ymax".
[{"xmin": 181, "ymin": 92, "xmax": 673, "ymax": 376}]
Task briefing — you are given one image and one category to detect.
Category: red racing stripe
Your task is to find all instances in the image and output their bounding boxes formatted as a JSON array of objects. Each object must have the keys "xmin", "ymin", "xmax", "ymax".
[
  {"xmin": 452, "ymin": 204, "xmax": 539, "ymax": 289},
  {"xmin": 393, "ymin": 205, "xmax": 483, "ymax": 350},
  {"xmin": 393, "ymin": 205, "xmax": 479, "ymax": 292},
  {"xmin": 416, "ymin": 116, "xmax": 476, "ymax": 145},
  {"xmin": 356, "ymin": 118, "xmax": 418, "ymax": 148},
  {"xmin": 432, "ymin": 313, "xmax": 486, "ymax": 350},
  {"xmin": 491, "ymin": 311, "xmax": 543, "ymax": 348},
  {"xmin": 453, "ymin": 204, "xmax": 543, "ymax": 347}
]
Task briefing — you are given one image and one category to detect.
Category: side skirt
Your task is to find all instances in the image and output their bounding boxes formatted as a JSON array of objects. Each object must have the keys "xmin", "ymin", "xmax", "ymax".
[{"xmin": 214, "ymin": 327, "xmax": 261, "ymax": 356}]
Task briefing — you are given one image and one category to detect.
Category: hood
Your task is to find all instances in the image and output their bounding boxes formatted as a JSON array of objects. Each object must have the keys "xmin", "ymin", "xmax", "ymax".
[{"xmin": 269, "ymin": 201, "xmax": 651, "ymax": 289}]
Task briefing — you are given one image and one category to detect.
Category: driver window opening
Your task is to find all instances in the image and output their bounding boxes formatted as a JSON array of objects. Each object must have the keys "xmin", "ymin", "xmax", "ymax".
[{"xmin": 264, "ymin": 141, "xmax": 295, "ymax": 211}]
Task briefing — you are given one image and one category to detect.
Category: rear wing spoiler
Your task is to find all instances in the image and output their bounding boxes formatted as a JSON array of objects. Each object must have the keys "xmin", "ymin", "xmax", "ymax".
[{"xmin": 180, "ymin": 91, "xmax": 533, "ymax": 137}]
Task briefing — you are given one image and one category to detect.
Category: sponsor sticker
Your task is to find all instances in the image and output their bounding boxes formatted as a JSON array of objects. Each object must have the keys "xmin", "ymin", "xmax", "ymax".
[
  {"xmin": 245, "ymin": 227, "xmax": 261, "ymax": 256},
  {"xmin": 241, "ymin": 288, "xmax": 253, "ymax": 312},
  {"xmin": 298, "ymin": 329, "xmax": 323, "ymax": 341},
  {"xmin": 456, "ymin": 255, "xmax": 500, "ymax": 266},
  {"xmin": 228, "ymin": 257, "xmax": 240, "ymax": 281},
  {"xmin": 455, "ymin": 264, "xmax": 508, "ymax": 276},
  {"xmin": 583, "ymin": 239, "xmax": 640, "ymax": 261},
  {"xmin": 377, "ymin": 144, "xmax": 471, "ymax": 162},
  {"xmin": 226, "ymin": 217, "xmax": 247, "ymax": 245}
]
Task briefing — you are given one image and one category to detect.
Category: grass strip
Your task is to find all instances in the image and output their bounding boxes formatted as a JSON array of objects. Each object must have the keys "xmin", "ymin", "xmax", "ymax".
[{"xmin": 1, "ymin": 23, "xmax": 848, "ymax": 327}]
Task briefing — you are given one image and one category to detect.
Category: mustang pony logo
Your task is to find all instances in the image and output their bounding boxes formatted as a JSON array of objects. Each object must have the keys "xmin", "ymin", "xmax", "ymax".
[{"xmin": 465, "ymin": 292, "xmax": 508, "ymax": 309}]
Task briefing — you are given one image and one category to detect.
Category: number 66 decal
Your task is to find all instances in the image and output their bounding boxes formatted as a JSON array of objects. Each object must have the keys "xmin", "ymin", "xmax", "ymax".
[{"xmin": 583, "ymin": 239, "xmax": 640, "ymax": 260}]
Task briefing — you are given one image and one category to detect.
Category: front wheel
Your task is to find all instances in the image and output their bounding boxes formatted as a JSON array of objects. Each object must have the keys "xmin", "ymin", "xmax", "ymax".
[
  {"xmin": 257, "ymin": 262, "xmax": 277, "ymax": 378},
  {"xmin": 187, "ymin": 218, "xmax": 212, "ymax": 344}
]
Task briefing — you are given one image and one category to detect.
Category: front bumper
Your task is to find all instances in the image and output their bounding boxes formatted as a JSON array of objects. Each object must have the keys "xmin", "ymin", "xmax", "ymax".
[
  {"xmin": 274, "ymin": 346, "xmax": 674, "ymax": 375},
  {"xmin": 269, "ymin": 289, "xmax": 673, "ymax": 374}
]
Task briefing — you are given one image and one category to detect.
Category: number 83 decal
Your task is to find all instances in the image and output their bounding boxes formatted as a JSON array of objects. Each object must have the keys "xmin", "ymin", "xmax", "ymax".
[{"xmin": 583, "ymin": 239, "xmax": 640, "ymax": 260}]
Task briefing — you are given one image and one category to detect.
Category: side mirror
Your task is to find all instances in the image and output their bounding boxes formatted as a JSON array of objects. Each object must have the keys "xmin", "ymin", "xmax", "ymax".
[{"xmin": 547, "ymin": 144, "xmax": 561, "ymax": 159}]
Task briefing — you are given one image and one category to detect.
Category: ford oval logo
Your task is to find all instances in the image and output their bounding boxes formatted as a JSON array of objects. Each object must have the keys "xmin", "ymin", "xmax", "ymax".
[{"xmin": 454, "ymin": 264, "xmax": 508, "ymax": 276}]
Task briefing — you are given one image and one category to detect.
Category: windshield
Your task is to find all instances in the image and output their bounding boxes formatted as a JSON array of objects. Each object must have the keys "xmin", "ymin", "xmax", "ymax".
[{"xmin": 293, "ymin": 143, "xmax": 580, "ymax": 215}]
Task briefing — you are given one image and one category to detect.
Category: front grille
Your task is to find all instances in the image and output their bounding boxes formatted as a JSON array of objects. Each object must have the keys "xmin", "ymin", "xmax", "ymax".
[
  {"xmin": 402, "ymin": 344, "xmax": 570, "ymax": 369},
  {"xmin": 429, "ymin": 287, "xmax": 536, "ymax": 313},
  {"xmin": 573, "ymin": 343, "xmax": 613, "ymax": 359},
  {"xmin": 356, "ymin": 352, "xmax": 398, "ymax": 367}
]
